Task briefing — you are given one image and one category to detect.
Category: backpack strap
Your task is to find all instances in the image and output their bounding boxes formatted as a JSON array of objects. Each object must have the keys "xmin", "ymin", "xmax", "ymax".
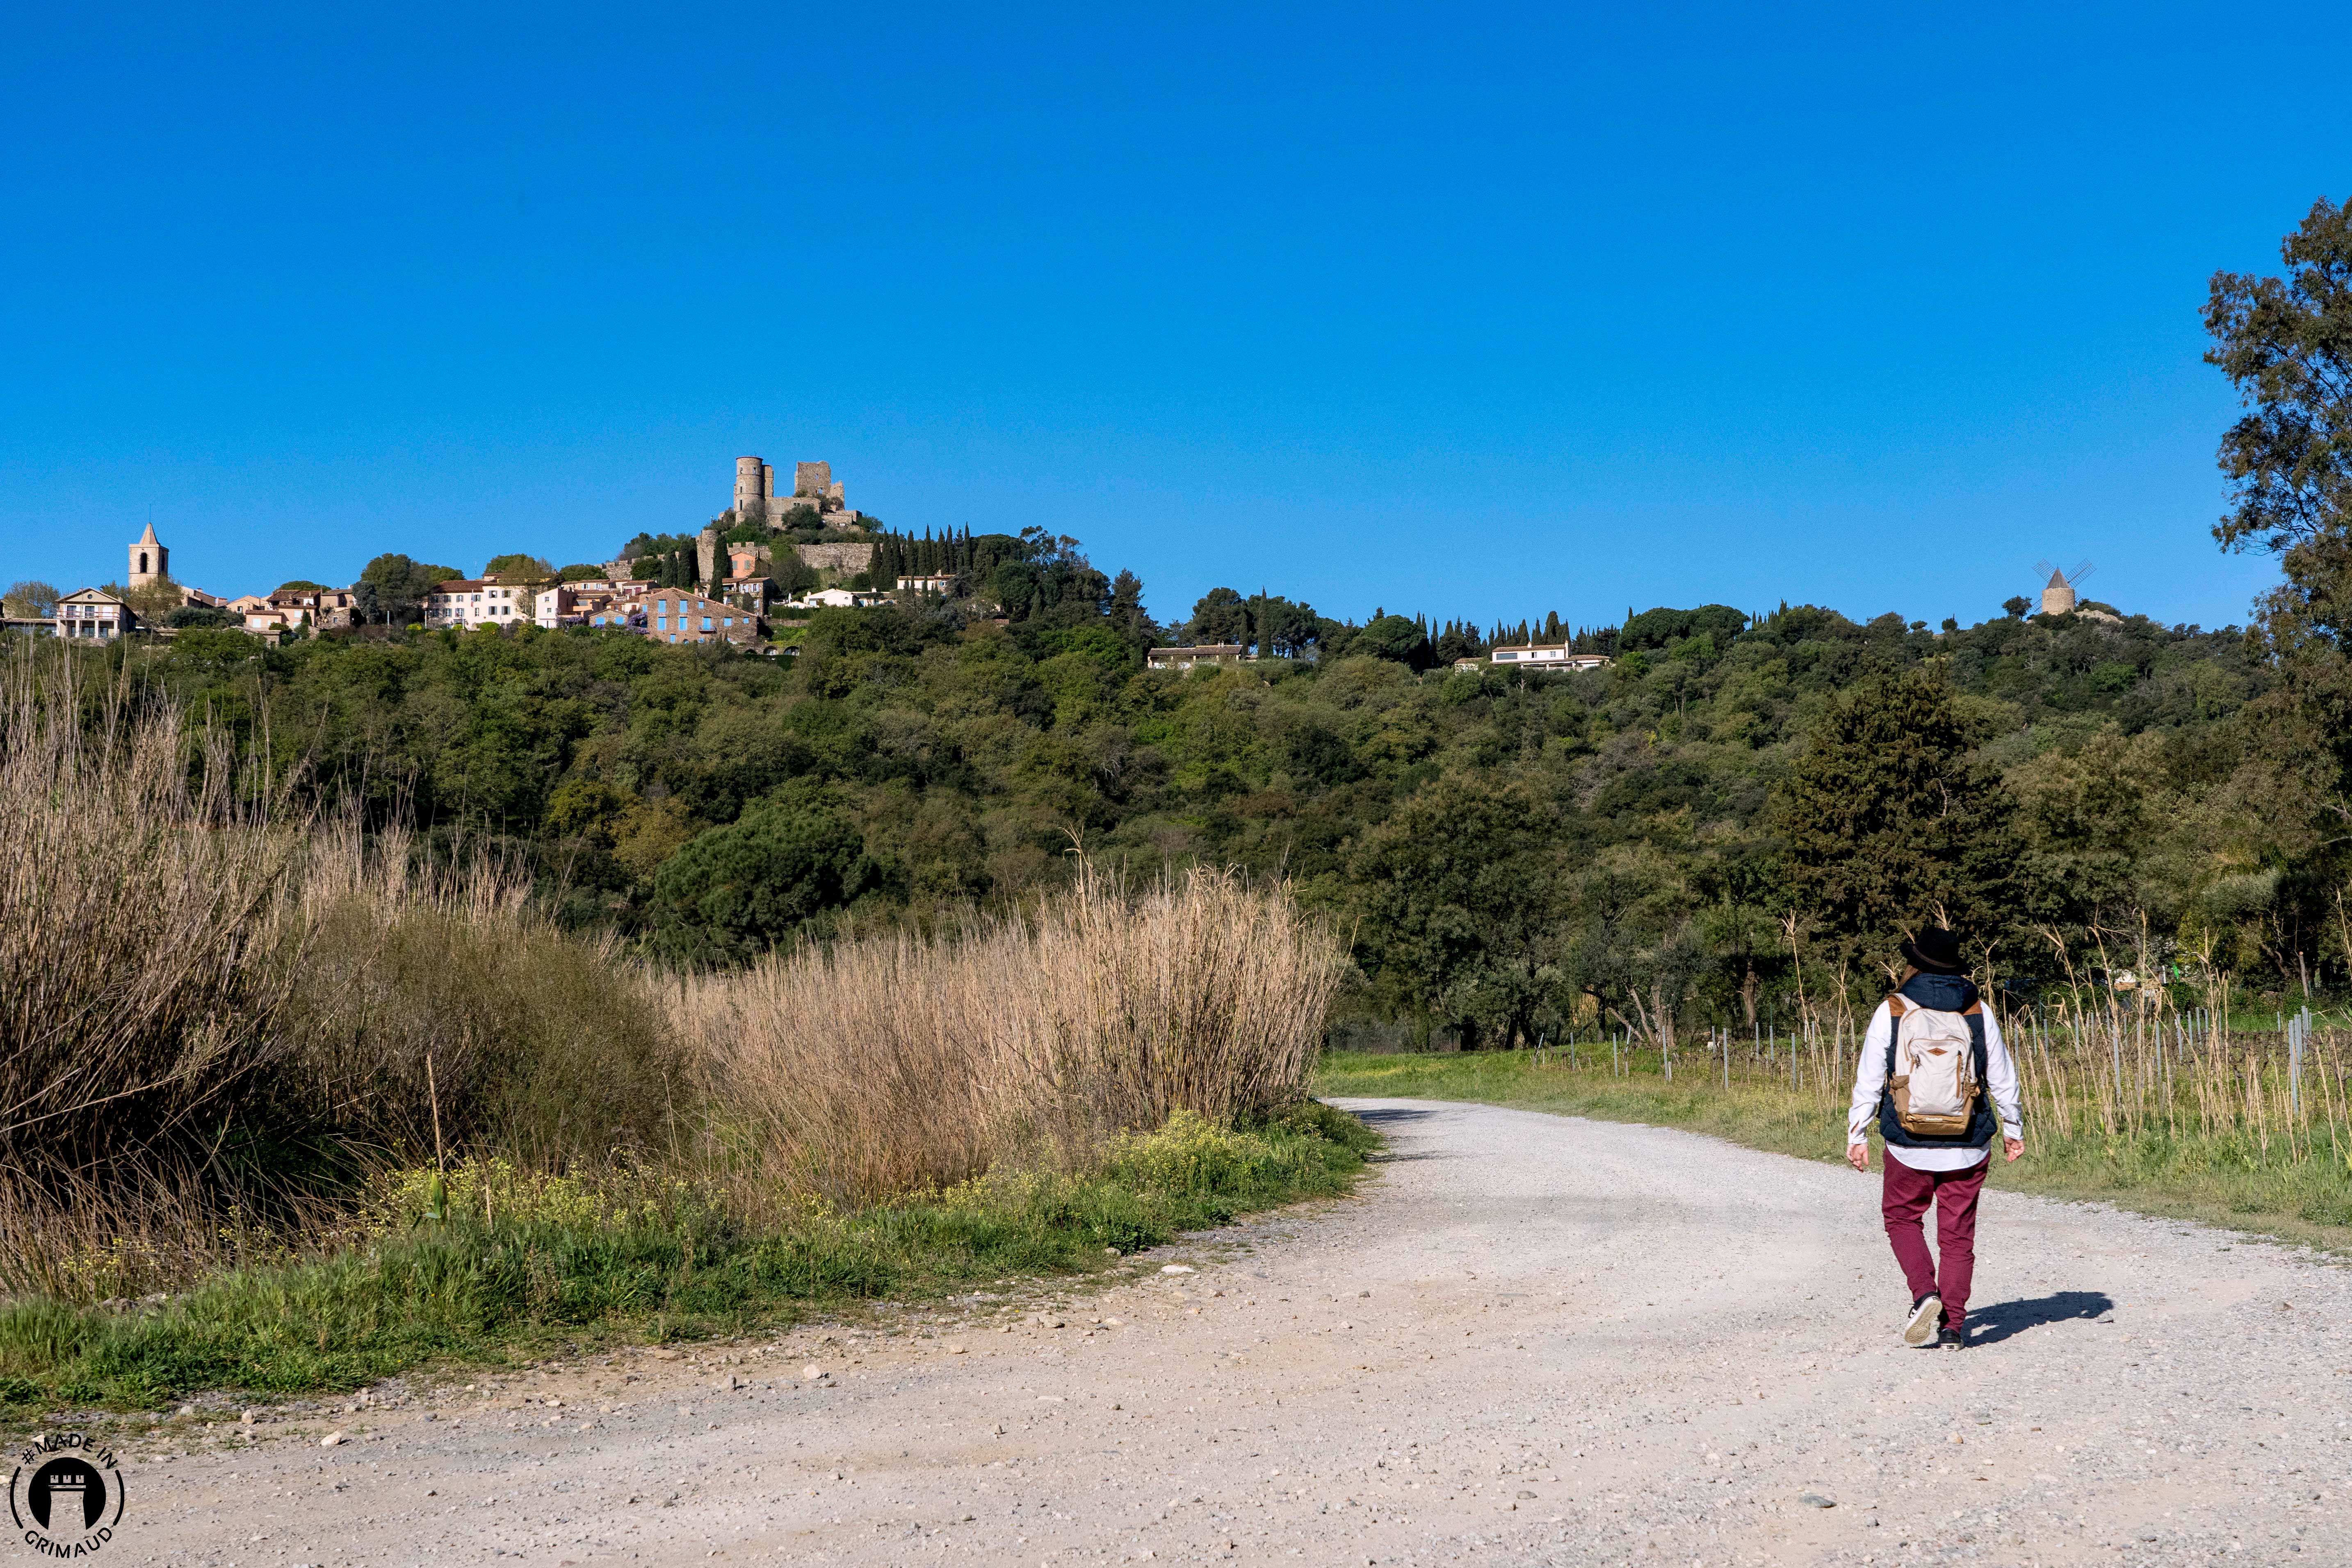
[{"xmin": 1887, "ymin": 995, "xmax": 1908, "ymax": 1018}]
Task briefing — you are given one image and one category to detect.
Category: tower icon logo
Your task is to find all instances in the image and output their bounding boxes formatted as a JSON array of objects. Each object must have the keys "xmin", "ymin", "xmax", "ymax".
[{"xmin": 10, "ymin": 1432, "xmax": 126, "ymax": 1556}]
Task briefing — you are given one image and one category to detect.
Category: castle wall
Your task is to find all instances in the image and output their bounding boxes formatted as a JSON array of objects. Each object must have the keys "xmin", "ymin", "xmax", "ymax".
[{"xmin": 794, "ymin": 542, "xmax": 875, "ymax": 574}]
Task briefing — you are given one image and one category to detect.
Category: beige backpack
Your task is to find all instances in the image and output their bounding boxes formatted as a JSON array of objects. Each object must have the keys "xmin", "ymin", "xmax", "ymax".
[{"xmin": 1885, "ymin": 995, "xmax": 1982, "ymax": 1137}]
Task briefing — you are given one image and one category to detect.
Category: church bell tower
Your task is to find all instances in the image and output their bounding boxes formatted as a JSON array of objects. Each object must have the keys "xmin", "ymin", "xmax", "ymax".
[{"xmin": 129, "ymin": 522, "xmax": 168, "ymax": 589}]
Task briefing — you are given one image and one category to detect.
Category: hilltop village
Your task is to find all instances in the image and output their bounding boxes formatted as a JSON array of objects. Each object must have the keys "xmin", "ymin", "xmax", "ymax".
[
  {"xmin": 0, "ymin": 453, "xmax": 1636, "ymax": 669},
  {"xmin": 7, "ymin": 458, "xmax": 907, "ymax": 653},
  {"xmin": 4, "ymin": 452, "xmax": 2118, "ymax": 672}
]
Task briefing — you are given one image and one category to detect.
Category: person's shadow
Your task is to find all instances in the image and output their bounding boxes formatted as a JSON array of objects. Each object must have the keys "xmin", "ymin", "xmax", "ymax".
[{"xmin": 1966, "ymin": 1291, "xmax": 2115, "ymax": 1345}]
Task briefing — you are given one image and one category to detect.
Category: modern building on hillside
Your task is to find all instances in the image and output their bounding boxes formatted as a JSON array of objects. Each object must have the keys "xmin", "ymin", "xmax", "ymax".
[
  {"xmin": 55, "ymin": 589, "xmax": 137, "ymax": 641},
  {"xmin": 1146, "ymin": 643, "xmax": 1249, "ymax": 671},
  {"xmin": 1488, "ymin": 644, "xmax": 1609, "ymax": 671},
  {"xmin": 785, "ymin": 587, "xmax": 890, "ymax": 611}
]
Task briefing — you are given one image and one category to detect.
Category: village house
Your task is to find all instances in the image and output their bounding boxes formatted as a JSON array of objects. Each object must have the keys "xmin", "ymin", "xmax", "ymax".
[
  {"xmin": 895, "ymin": 573, "xmax": 960, "ymax": 595},
  {"xmin": 424, "ymin": 577, "xmax": 530, "ymax": 628},
  {"xmin": 267, "ymin": 587, "xmax": 357, "ymax": 628},
  {"xmin": 720, "ymin": 576, "xmax": 776, "ymax": 613},
  {"xmin": 54, "ymin": 589, "xmax": 137, "ymax": 641},
  {"xmin": 645, "ymin": 589, "xmax": 764, "ymax": 646}
]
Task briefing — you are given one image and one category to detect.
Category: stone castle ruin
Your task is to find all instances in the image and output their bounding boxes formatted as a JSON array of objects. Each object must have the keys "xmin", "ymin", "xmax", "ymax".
[
  {"xmin": 730, "ymin": 456, "xmax": 862, "ymax": 529},
  {"xmin": 699, "ymin": 454, "xmax": 875, "ymax": 583}
]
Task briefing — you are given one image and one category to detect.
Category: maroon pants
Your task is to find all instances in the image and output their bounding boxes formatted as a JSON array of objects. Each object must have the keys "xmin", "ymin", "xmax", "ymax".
[{"xmin": 1881, "ymin": 1155, "xmax": 1987, "ymax": 1331}]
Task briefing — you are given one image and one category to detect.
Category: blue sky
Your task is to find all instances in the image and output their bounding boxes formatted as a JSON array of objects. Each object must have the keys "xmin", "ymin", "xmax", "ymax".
[{"xmin": 3, "ymin": 2, "xmax": 2345, "ymax": 630}]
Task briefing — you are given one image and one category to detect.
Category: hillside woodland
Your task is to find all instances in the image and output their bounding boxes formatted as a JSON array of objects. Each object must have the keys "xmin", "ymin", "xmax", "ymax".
[{"xmin": 71, "ymin": 582, "xmax": 2292, "ymax": 1048}]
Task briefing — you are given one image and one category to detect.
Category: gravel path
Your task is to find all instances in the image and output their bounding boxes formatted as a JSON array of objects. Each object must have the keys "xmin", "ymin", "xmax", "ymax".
[{"xmin": 107, "ymin": 1098, "xmax": 2352, "ymax": 1566}]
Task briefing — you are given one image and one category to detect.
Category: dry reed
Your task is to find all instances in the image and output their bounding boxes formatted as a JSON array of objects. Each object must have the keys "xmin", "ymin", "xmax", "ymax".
[
  {"xmin": 673, "ymin": 863, "xmax": 1344, "ymax": 1204},
  {"xmin": 0, "ymin": 661, "xmax": 305, "ymax": 1191}
]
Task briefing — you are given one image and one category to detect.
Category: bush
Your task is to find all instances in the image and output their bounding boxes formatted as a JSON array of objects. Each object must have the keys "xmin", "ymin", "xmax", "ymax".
[
  {"xmin": 650, "ymin": 783, "xmax": 880, "ymax": 962},
  {"xmin": 286, "ymin": 881, "xmax": 682, "ymax": 1169}
]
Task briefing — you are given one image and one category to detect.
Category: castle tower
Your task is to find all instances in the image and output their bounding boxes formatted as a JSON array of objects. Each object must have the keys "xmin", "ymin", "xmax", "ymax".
[
  {"xmin": 129, "ymin": 522, "xmax": 167, "ymax": 588},
  {"xmin": 734, "ymin": 456, "xmax": 767, "ymax": 522},
  {"xmin": 2039, "ymin": 568, "xmax": 2076, "ymax": 616}
]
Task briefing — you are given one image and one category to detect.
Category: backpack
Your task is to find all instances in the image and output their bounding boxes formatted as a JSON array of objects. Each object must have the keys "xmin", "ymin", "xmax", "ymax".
[{"xmin": 1884, "ymin": 994, "xmax": 1983, "ymax": 1137}]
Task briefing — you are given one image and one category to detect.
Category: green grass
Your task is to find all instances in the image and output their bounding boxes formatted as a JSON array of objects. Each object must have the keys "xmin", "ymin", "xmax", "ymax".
[
  {"xmin": 1316, "ymin": 1050, "xmax": 2352, "ymax": 1253},
  {"xmin": 0, "ymin": 1104, "xmax": 1376, "ymax": 1413}
]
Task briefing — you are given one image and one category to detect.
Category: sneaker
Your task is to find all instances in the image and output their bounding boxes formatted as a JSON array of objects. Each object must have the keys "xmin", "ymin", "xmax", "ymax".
[
  {"xmin": 1902, "ymin": 1294, "xmax": 1942, "ymax": 1347},
  {"xmin": 1936, "ymin": 1326, "xmax": 1968, "ymax": 1351}
]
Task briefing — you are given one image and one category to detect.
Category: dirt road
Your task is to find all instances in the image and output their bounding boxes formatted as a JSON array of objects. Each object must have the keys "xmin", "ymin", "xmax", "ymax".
[{"xmin": 108, "ymin": 1099, "xmax": 2352, "ymax": 1566}]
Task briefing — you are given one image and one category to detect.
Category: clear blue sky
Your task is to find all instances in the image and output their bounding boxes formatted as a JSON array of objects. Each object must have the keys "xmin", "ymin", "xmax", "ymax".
[{"xmin": 4, "ymin": 2, "xmax": 2345, "ymax": 630}]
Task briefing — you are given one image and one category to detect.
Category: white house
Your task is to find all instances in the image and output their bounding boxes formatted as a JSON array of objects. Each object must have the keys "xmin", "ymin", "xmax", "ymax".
[
  {"xmin": 425, "ymin": 577, "xmax": 530, "ymax": 628},
  {"xmin": 1488, "ymin": 645, "xmax": 1609, "ymax": 671},
  {"xmin": 1145, "ymin": 643, "xmax": 1249, "ymax": 671},
  {"xmin": 787, "ymin": 587, "xmax": 889, "ymax": 610}
]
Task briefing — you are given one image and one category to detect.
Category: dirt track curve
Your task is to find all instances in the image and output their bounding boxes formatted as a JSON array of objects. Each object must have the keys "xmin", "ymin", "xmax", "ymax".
[{"xmin": 106, "ymin": 1098, "xmax": 2352, "ymax": 1566}]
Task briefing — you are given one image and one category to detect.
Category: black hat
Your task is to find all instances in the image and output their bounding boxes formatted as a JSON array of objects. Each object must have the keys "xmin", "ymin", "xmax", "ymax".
[{"xmin": 1901, "ymin": 928, "xmax": 1964, "ymax": 975}]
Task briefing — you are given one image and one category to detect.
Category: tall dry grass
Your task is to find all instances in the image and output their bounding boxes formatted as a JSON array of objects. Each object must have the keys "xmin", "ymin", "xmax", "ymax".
[
  {"xmin": 0, "ymin": 656, "xmax": 680, "ymax": 1295},
  {"xmin": 0, "ymin": 663, "xmax": 304, "ymax": 1194},
  {"xmin": 290, "ymin": 827, "xmax": 682, "ymax": 1171},
  {"xmin": 673, "ymin": 863, "xmax": 1345, "ymax": 1204}
]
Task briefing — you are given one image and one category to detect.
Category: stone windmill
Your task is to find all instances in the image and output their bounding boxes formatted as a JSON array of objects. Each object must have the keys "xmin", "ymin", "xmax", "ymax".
[{"xmin": 2034, "ymin": 559, "xmax": 2095, "ymax": 616}]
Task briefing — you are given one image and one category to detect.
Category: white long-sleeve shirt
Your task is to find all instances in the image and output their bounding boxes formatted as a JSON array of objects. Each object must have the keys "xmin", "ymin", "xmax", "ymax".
[{"xmin": 1846, "ymin": 999, "xmax": 2024, "ymax": 1171}]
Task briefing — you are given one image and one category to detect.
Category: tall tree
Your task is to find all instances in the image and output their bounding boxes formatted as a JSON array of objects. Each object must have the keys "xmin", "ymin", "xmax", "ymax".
[
  {"xmin": 1772, "ymin": 669, "xmax": 2020, "ymax": 972},
  {"xmin": 354, "ymin": 554, "xmax": 452, "ymax": 625},
  {"xmin": 1186, "ymin": 587, "xmax": 1250, "ymax": 644},
  {"xmin": 4, "ymin": 581, "xmax": 62, "ymax": 618},
  {"xmin": 1348, "ymin": 777, "xmax": 1571, "ymax": 1048},
  {"xmin": 2206, "ymin": 196, "xmax": 2352, "ymax": 856}
]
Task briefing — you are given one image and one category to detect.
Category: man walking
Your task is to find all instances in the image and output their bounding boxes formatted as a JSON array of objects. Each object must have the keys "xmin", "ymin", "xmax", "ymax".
[{"xmin": 1846, "ymin": 927, "xmax": 2023, "ymax": 1349}]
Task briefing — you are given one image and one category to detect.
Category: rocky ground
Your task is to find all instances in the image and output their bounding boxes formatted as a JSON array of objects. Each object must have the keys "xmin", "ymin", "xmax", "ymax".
[{"xmin": 89, "ymin": 1098, "xmax": 2352, "ymax": 1566}]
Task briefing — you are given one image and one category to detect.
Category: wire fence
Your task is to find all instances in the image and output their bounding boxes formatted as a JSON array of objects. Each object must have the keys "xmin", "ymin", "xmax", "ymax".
[{"xmin": 1524, "ymin": 1000, "xmax": 2352, "ymax": 1173}]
